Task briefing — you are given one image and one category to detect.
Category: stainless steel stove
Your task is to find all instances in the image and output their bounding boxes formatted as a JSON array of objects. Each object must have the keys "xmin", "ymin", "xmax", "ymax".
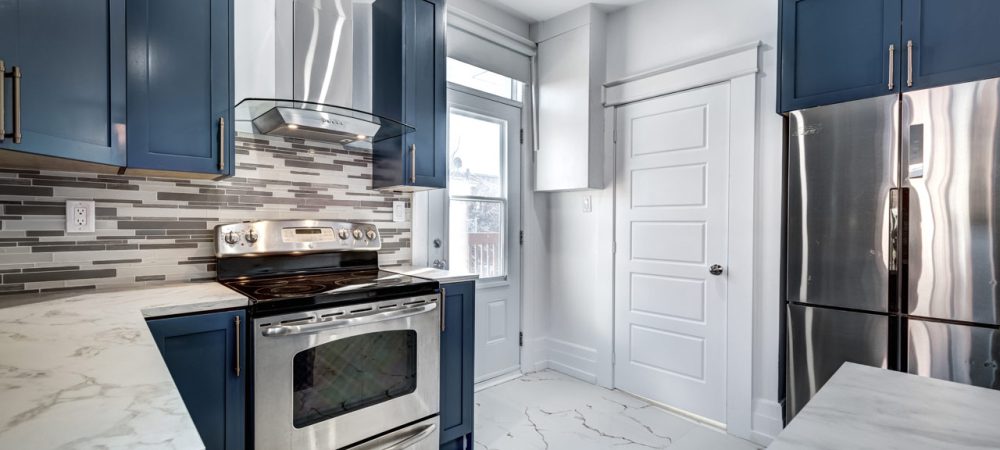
[{"xmin": 215, "ymin": 220, "xmax": 441, "ymax": 450}]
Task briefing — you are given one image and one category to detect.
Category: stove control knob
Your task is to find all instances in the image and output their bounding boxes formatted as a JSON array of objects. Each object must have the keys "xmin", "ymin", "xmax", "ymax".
[
  {"xmin": 337, "ymin": 229, "xmax": 349, "ymax": 240},
  {"xmin": 366, "ymin": 229, "xmax": 377, "ymax": 240},
  {"xmin": 244, "ymin": 229, "xmax": 258, "ymax": 244},
  {"xmin": 224, "ymin": 231, "xmax": 240, "ymax": 245},
  {"xmin": 352, "ymin": 229, "xmax": 363, "ymax": 240}
]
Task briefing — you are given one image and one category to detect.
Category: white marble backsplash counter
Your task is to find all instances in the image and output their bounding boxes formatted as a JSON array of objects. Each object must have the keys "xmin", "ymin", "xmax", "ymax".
[
  {"xmin": 770, "ymin": 362, "xmax": 1000, "ymax": 449},
  {"xmin": 0, "ymin": 283, "xmax": 247, "ymax": 449}
]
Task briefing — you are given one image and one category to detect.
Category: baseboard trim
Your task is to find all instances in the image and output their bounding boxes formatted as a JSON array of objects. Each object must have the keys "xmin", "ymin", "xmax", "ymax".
[
  {"xmin": 544, "ymin": 337, "xmax": 599, "ymax": 383},
  {"xmin": 750, "ymin": 399, "xmax": 783, "ymax": 446}
]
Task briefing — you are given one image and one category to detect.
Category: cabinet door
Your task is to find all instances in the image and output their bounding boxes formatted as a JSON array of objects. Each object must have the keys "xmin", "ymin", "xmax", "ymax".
[
  {"xmin": 372, "ymin": 0, "xmax": 446, "ymax": 190},
  {"xmin": 779, "ymin": 0, "xmax": 901, "ymax": 112},
  {"xmin": 440, "ymin": 281, "xmax": 475, "ymax": 446},
  {"xmin": 902, "ymin": 0, "xmax": 1000, "ymax": 91},
  {"xmin": 126, "ymin": 0, "xmax": 232, "ymax": 176},
  {"xmin": 147, "ymin": 310, "xmax": 245, "ymax": 450},
  {"xmin": 0, "ymin": 0, "xmax": 125, "ymax": 166}
]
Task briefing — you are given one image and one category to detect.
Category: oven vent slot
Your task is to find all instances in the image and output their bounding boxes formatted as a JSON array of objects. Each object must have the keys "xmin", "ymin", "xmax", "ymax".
[
  {"xmin": 378, "ymin": 304, "xmax": 400, "ymax": 310},
  {"xmin": 403, "ymin": 299, "xmax": 427, "ymax": 306},
  {"xmin": 320, "ymin": 311, "xmax": 345, "ymax": 318},
  {"xmin": 350, "ymin": 306, "xmax": 374, "ymax": 314},
  {"xmin": 280, "ymin": 317, "xmax": 313, "ymax": 325}
]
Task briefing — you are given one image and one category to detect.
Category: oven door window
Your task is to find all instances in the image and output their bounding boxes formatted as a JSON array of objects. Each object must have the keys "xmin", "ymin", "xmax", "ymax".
[{"xmin": 293, "ymin": 330, "xmax": 418, "ymax": 428}]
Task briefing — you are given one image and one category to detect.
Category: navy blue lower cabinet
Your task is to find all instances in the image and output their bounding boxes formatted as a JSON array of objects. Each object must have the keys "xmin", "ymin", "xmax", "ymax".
[
  {"xmin": 125, "ymin": 0, "xmax": 233, "ymax": 176},
  {"xmin": 902, "ymin": 0, "xmax": 1000, "ymax": 91},
  {"xmin": 440, "ymin": 281, "xmax": 475, "ymax": 449},
  {"xmin": 146, "ymin": 309, "xmax": 246, "ymax": 450}
]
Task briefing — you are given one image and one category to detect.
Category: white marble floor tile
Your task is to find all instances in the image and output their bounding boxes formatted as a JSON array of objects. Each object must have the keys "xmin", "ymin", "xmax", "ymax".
[{"xmin": 474, "ymin": 370, "xmax": 761, "ymax": 450}]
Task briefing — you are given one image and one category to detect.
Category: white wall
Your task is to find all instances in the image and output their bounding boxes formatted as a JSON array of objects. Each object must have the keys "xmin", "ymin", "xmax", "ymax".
[{"xmin": 542, "ymin": 0, "xmax": 784, "ymax": 442}]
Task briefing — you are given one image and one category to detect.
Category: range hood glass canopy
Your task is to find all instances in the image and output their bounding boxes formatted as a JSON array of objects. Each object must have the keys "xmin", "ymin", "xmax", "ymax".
[{"xmin": 235, "ymin": 98, "xmax": 414, "ymax": 145}]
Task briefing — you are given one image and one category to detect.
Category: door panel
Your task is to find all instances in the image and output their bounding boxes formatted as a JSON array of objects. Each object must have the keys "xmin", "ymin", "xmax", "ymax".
[
  {"xmin": 907, "ymin": 318, "xmax": 1000, "ymax": 389},
  {"xmin": 779, "ymin": 0, "xmax": 900, "ymax": 112},
  {"xmin": 439, "ymin": 282, "xmax": 475, "ymax": 444},
  {"xmin": 785, "ymin": 304, "xmax": 890, "ymax": 421},
  {"xmin": 0, "ymin": 0, "xmax": 125, "ymax": 166},
  {"xmin": 444, "ymin": 88, "xmax": 521, "ymax": 383},
  {"xmin": 902, "ymin": 79, "xmax": 1000, "ymax": 325},
  {"xmin": 614, "ymin": 82, "xmax": 729, "ymax": 423},
  {"xmin": 407, "ymin": 0, "xmax": 446, "ymax": 188},
  {"xmin": 903, "ymin": 0, "xmax": 1000, "ymax": 91},
  {"xmin": 786, "ymin": 95, "xmax": 898, "ymax": 313}
]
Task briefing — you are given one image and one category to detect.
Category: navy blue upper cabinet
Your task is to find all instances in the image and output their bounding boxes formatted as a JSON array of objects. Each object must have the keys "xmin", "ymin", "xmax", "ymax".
[
  {"xmin": 902, "ymin": 0, "xmax": 1000, "ymax": 91},
  {"xmin": 0, "ymin": 0, "xmax": 126, "ymax": 166},
  {"xmin": 126, "ymin": 0, "xmax": 233, "ymax": 176},
  {"xmin": 147, "ymin": 309, "xmax": 245, "ymax": 450},
  {"xmin": 372, "ymin": 0, "xmax": 447, "ymax": 190},
  {"xmin": 779, "ymin": 0, "xmax": 901, "ymax": 112},
  {"xmin": 439, "ymin": 281, "xmax": 475, "ymax": 449}
]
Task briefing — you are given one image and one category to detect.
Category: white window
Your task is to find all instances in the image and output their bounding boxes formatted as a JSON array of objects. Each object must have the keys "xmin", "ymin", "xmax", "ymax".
[{"xmin": 447, "ymin": 58, "xmax": 523, "ymax": 102}]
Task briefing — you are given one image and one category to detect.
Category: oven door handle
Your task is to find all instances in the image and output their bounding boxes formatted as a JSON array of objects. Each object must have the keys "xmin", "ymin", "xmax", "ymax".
[
  {"xmin": 261, "ymin": 302, "xmax": 438, "ymax": 337},
  {"xmin": 357, "ymin": 423, "xmax": 437, "ymax": 450}
]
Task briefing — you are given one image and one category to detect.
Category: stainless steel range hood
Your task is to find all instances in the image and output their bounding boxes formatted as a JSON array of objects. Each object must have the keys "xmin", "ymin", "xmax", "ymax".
[{"xmin": 234, "ymin": 0, "xmax": 412, "ymax": 145}]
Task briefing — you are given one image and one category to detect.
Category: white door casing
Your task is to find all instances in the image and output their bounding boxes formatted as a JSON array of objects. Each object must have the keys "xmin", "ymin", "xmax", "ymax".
[
  {"xmin": 445, "ymin": 87, "xmax": 523, "ymax": 383},
  {"xmin": 613, "ymin": 82, "xmax": 731, "ymax": 423}
]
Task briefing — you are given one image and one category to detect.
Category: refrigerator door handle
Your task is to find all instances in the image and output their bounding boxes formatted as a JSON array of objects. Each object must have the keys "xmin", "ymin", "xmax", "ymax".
[{"xmin": 888, "ymin": 188, "xmax": 900, "ymax": 274}]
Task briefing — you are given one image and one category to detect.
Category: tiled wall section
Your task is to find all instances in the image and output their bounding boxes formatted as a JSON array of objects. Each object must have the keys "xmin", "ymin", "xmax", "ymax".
[{"xmin": 0, "ymin": 134, "xmax": 411, "ymax": 296}]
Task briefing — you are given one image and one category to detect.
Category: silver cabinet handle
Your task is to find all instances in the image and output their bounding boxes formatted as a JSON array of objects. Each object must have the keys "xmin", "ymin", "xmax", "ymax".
[
  {"xmin": 907, "ymin": 40, "xmax": 914, "ymax": 87},
  {"xmin": 384, "ymin": 423, "xmax": 437, "ymax": 450},
  {"xmin": 410, "ymin": 143, "xmax": 417, "ymax": 183},
  {"xmin": 234, "ymin": 315, "xmax": 241, "ymax": 377},
  {"xmin": 888, "ymin": 44, "xmax": 895, "ymax": 90},
  {"xmin": 440, "ymin": 287, "xmax": 447, "ymax": 332},
  {"xmin": 709, "ymin": 264, "xmax": 724, "ymax": 276},
  {"xmin": 262, "ymin": 302, "xmax": 438, "ymax": 337},
  {"xmin": 218, "ymin": 117, "xmax": 225, "ymax": 172},
  {"xmin": 0, "ymin": 59, "xmax": 5, "ymax": 142}
]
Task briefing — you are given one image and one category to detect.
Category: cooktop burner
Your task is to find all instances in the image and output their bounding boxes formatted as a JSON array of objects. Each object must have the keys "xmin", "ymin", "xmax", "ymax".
[{"xmin": 221, "ymin": 269, "xmax": 440, "ymax": 315}]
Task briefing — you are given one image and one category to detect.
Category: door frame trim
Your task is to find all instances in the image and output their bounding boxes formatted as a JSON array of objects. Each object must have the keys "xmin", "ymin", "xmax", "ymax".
[{"xmin": 605, "ymin": 42, "xmax": 759, "ymax": 440}]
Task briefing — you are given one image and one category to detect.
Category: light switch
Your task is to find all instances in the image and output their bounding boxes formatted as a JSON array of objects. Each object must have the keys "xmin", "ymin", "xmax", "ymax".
[
  {"xmin": 393, "ymin": 201, "xmax": 406, "ymax": 222},
  {"xmin": 582, "ymin": 195, "xmax": 593, "ymax": 213}
]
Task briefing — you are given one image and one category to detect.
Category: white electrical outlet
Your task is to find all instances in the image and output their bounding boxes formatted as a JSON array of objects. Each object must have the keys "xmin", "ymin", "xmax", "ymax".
[
  {"xmin": 66, "ymin": 200, "xmax": 96, "ymax": 233},
  {"xmin": 392, "ymin": 201, "xmax": 406, "ymax": 222}
]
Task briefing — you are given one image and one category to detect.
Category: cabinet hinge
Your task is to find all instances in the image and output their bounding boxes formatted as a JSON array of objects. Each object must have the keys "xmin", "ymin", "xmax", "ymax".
[
  {"xmin": 519, "ymin": 332, "xmax": 524, "ymax": 347},
  {"xmin": 519, "ymin": 230, "xmax": 524, "ymax": 245},
  {"xmin": 520, "ymin": 128, "xmax": 524, "ymax": 145},
  {"xmin": 613, "ymin": 126, "xmax": 617, "ymax": 144},
  {"xmin": 612, "ymin": 241, "xmax": 617, "ymax": 254}
]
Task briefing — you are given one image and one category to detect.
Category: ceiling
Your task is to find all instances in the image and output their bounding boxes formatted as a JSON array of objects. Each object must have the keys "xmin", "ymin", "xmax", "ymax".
[{"xmin": 477, "ymin": 0, "xmax": 645, "ymax": 23}]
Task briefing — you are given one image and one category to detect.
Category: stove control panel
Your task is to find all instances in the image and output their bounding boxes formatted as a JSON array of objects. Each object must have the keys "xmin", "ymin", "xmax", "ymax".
[{"xmin": 215, "ymin": 220, "xmax": 382, "ymax": 257}]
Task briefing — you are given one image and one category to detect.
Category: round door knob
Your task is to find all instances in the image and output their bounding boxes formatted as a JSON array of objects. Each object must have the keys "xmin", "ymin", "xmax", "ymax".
[
  {"xmin": 244, "ymin": 229, "xmax": 258, "ymax": 244},
  {"xmin": 709, "ymin": 264, "xmax": 724, "ymax": 276},
  {"xmin": 337, "ymin": 229, "xmax": 349, "ymax": 240},
  {"xmin": 366, "ymin": 229, "xmax": 377, "ymax": 240},
  {"xmin": 352, "ymin": 229, "xmax": 363, "ymax": 240},
  {"xmin": 224, "ymin": 231, "xmax": 240, "ymax": 245}
]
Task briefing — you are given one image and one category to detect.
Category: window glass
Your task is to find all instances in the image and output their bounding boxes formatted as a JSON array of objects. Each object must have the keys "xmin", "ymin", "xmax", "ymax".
[
  {"xmin": 448, "ymin": 110, "xmax": 505, "ymax": 197},
  {"xmin": 447, "ymin": 58, "xmax": 523, "ymax": 101},
  {"xmin": 449, "ymin": 199, "xmax": 505, "ymax": 278},
  {"xmin": 292, "ymin": 330, "xmax": 417, "ymax": 428}
]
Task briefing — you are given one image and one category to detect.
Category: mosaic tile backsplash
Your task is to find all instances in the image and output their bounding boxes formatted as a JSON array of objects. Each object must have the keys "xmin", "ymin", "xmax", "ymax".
[{"xmin": 0, "ymin": 134, "xmax": 411, "ymax": 296}]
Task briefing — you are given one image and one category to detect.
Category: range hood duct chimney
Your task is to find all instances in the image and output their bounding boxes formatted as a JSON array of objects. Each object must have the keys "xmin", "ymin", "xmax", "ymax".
[{"xmin": 235, "ymin": 0, "xmax": 412, "ymax": 146}]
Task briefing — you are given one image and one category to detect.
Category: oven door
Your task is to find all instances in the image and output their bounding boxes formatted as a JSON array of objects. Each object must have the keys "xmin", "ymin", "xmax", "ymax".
[{"xmin": 254, "ymin": 294, "xmax": 440, "ymax": 450}]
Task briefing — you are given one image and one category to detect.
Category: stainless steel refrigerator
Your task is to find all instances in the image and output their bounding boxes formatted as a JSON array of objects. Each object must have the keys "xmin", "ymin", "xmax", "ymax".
[{"xmin": 785, "ymin": 78, "xmax": 1000, "ymax": 421}]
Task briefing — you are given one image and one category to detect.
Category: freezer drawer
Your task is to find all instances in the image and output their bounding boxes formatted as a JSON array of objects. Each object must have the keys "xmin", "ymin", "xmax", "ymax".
[
  {"xmin": 907, "ymin": 319, "xmax": 999, "ymax": 390},
  {"xmin": 785, "ymin": 304, "xmax": 889, "ymax": 422},
  {"xmin": 786, "ymin": 95, "xmax": 898, "ymax": 313},
  {"xmin": 902, "ymin": 78, "xmax": 1000, "ymax": 325}
]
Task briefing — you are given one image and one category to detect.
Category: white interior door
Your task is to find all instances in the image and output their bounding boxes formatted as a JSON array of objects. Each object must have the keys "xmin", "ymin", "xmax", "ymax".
[
  {"xmin": 445, "ymin": 88, "xmax": 522, "ymax": 383},
  {"xmin": 613, "ymin": 82, "xmax": 730, "ymax": 423}
]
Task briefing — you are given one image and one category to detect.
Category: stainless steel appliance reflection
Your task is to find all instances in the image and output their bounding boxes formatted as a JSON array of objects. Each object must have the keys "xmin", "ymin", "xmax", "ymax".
[
  {"xmin": 254, "ymin": 294, "xmax": 440, "ymax": 450},
  {"xmin": 785, "ymin": 78, "xmax": 1000, "ymax": 422}
]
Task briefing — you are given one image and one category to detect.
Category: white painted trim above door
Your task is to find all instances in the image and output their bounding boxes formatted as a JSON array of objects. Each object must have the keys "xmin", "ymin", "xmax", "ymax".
[{"xmin": 606, "ymin": 42, "xmax": 759, "ymax": 440}]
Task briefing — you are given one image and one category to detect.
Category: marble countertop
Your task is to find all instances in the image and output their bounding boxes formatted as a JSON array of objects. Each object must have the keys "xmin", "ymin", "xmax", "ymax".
[
  {"xmin": 384, "ymin": 265, "xmax": 479, "ymax": 283},
  {"xmin": 0, "ymin": 282, "xmax": 248, "ymax": 449},
  {"xmin": 770, "ymin": 362, "xmax": 1000, "ymax": 449}
]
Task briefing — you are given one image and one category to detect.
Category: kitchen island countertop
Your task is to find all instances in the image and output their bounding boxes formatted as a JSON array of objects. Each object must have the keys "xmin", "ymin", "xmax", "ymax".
[
  {"xmin": 770, "ymin": 362, "xmax": 1000, "ymax": 449},
  {"xmin": 0, "ymin": 282, "xmax": 248, "ymax": 449}
]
